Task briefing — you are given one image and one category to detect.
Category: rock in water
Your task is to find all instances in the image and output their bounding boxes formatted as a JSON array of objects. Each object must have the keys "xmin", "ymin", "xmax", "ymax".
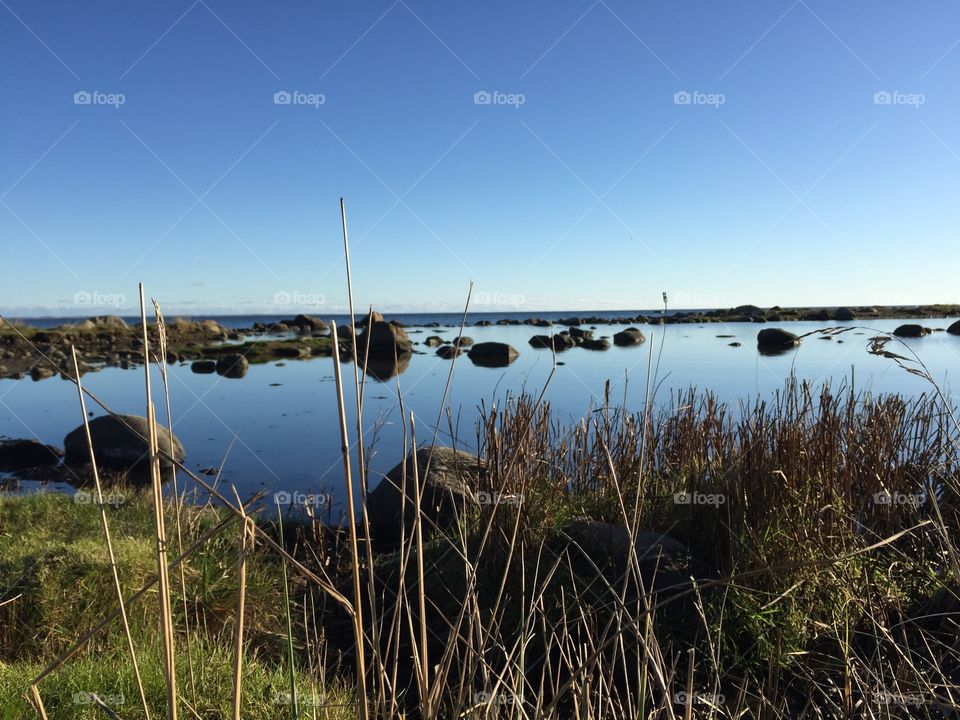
[
  {"xmin": 0, "ymin": 440, "xmax": 63, "ymax": 471},
  {"xmin": 191, "ymin": 360, "xmax": 217, "ymax": 374},
  {"xmin": 64, "ymin": 414, "xmax": 185, "ymax": 473},
  {"xmin": 436, "ymin": 345, "xmax": 461, "ymax": 359},
  {"xmin": 216, "ymin": 354, "xmax": 249, "ymax": 378},
  {"xmin": 467, "ymin": 342, "xmax": 520, "ymax": 367},
  {"xmin": 834, "ymin": 307, "xmax": 856, "ymax": 321},
  {"xmin": 948, "ymin": 320, "xmax": 960, "ymax": 335},
  {"xmin": 612, "ymin": 328, "xmax": 646, "ymax": 347},
  {"xmin": 893, "ymin": 324, "xmax": 930, "ymax": 338},
  {"xmin": 757, "ymin": 328, "xmax": 800, "ymax": 353},
  {"xmin": 367, "ymin": 447, "xmax": 486, "ymax": 545},
  {"xmin": 580, "ymin": 338, "xmax": 611, "ymax": 351},
  {"xmin": 357, "ymin": 321, "xmax": 413, "ymax": 358}
]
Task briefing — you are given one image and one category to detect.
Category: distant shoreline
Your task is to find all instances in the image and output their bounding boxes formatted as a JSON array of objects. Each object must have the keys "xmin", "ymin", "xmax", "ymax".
[{"xmin": 5, "ymin": 303, "xmax": 960, "ymax": 330}]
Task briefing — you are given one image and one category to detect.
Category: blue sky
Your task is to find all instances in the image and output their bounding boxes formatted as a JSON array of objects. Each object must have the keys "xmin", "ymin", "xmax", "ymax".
[{"xmin": 1, "ymin": 0, "xmax": 958, "ymax": 316}]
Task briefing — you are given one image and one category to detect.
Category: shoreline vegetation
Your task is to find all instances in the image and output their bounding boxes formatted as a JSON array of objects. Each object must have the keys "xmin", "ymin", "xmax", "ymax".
[
  {"xmin": 1, "ymin": 378, "xmax": 959, "ymax": 717},
  {"xmin": 1, "ymin": 270, "xmax": 959, "ymax": 717},
  {"xmin": 1, "ymin": 303, "xmax": 959, "ymax": 382}
]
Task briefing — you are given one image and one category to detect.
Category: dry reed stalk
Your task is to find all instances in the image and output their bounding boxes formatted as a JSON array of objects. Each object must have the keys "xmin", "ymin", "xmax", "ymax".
[
  {"xmin": 152, "ymin": 300, "xmax": 198, "ymax": 707},
  {"xmin": 70, "ymin": 345, "xmax": 151, "ymax": 719},
  {"xmin": 338, "ymin": 199, "xmax": 387, "ymax": 711},
  {"xmin": 28, "ymin": 684, "xmax": 48, "ymax": 720},
  {"xmin": 231, "ymin": 487, "xmax": 252, "ymax": 720},
  {"xmin": 330, "ymin": 320, "xmax": 369, "ymax": 720},
  {"xmin": 139, "ymin": 283, "xmax": 178, "ymax": 720}
]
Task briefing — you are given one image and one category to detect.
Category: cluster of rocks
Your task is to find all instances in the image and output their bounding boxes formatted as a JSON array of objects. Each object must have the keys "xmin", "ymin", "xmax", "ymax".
[
  {"xmin": 527, "ymin": 326, "xmax": 646, "ymax": 352},
  {"xmin": 0, "ymin": 414, "xmax": 185, "ymax": 483},
  {"xmin": 466, "ymin": 304, "xmax": 960, "ymax": 328}
]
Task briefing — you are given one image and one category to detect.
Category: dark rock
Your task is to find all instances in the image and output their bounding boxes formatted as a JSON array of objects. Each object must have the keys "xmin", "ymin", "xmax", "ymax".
[
  {"xmin": 191, "ymin": 360, "xmax": 216, "ymax": 374},
  {"xmin": 64, "ymin": 414, "xmax": 185, "ymax": 473},
  {"xmin": 424, "ymin": 336, "xmax": 444, "ymax": 348},
  {"xmin": 757, "ymin": 328, "xmax": 800, "ymax": 353},
  {"xmin": 560, "ymin": 520, "xmax": 715, "ymax": 595},
  {"xmin": 367, "ymin": 447, "xmax": 486, "ymax": 545},
  {"xmin": 435, "ymin": 346, "xmax": 461, "ymax": 360},
  {"xmin": 292, "ymin": 314, "xmax": 328, "ymax": 332},
  {"xmin": 947, "ymin": 320, "xmax": 960, "ymax": 335},
  {"xmin": 269, "ymin": 323, "xmax": 290, "ymax": 333},
  {"xmin": 529, "ymin": 335, "xmax": 553, "ymax": 349},
  {"xmin": 467, "ymin": 342, "xmax": 519, "ymax": 367},
  {"xmin": 568, "ymin": 326, "xmax": 593, "ymax": 340},
  {"xmin": 580, "ymin": 338, "xmax": 611, "ymax": 351},
  {"xmin": 893, "ymin": 324, "xmax": 930, "ymax": 338},
  {"xmin": 87, "ymin": 316, "xmax": 129, "ymax": 331},
  {"xmin": 357, "ymin": 322, "xmax": 413, "ymax": 358},
  {"xmin": 0, "ymin": 439, "xmax": 63, "ymax": 471},
  {"xmin": 452, "ymin": 336, "xmax": 474, "ymax": 348},
  {"xmin": 612, "ymin": 328, "xmax": 646, "ymax": 347},
  {"xmin": 732, "ymin": 304, "xmax": 764, "ymax": 317},
  {"xmin": 29, "ymin": 366, "xmax": 56, "ymax": 381},
  {"xmin": 728, "ymin": 341, "xmax": 742, "ymax": 347},
  {"xmin": 834, "ymin": 307, "xmax": 856, "ymax": 321},
  {"xmin": 356, "ymin": 310, "xmax": 385, "ymax": 328},
  {"xmin": 216, "ymin": 354, "xmax": 249, "ymax": 378}
]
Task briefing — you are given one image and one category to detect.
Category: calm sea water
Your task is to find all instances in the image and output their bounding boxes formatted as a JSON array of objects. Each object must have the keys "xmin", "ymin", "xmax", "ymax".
[{"xmin": 2, "ymin": 315, "xmax": 958, "ymax": 512}]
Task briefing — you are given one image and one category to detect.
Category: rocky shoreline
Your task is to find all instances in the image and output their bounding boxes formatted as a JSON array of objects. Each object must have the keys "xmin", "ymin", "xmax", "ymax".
[{"xmin": 2, "ymin": 304, "xmax": 959, "ymax": 381}]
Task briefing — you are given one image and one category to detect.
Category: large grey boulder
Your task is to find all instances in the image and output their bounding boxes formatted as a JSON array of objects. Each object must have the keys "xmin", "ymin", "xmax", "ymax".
[
  {"xmin": 64, "ymin": 414, "xmax": 185, "ymax": 473},
  {"xmin": 367, "ymin": 447, "xmax": 485, "ymax": 545}
]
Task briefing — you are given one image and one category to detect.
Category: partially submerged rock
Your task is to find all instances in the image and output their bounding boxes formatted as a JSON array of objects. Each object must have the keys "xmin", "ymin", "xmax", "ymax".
[
  {"xmin": 64, "ymin": 414, "xmax": 185, "ymax": 474},
  {"xmin": 356, "ymin": 321, "xmax": 413, "ymax": 359},
  {"xmin": 893, "ymin": 324, "xmax": 931, "ymax": 338},
  {"xmin": 0, "ymin": 439, "xmax": 63, "ymax": 471},
  {"xmin": 948, "ymin": 320, "xmax": 960, "ymax": 336},
  {"xmin": 467, "ymin": 342, "xmax": 519, "ymax": 367},
  {"xmin": 216, "ymin": 354, "xmax": 249, "ymax": 378},
  {"xmin": 757, "ymin": 327, "xmax": 800, "ymax": 353},
  {"xmin": 613, "ymin": 328, "xmax": 646, "ymax": 347}
]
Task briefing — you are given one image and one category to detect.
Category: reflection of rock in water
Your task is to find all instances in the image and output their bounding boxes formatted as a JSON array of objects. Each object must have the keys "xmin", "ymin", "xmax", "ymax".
[{"xmin": 360, "ymin": 353, "xmax": 411, "ymax": 381}]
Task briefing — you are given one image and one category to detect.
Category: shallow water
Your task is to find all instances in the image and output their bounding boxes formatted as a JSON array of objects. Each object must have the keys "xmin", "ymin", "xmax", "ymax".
[{"xmin": 2, "ymin": 317, "xmax": 958, "ymax": 511}]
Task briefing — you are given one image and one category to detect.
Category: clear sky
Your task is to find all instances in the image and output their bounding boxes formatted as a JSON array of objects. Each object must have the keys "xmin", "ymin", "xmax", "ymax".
[{"xmin": 1, "ymin": 0, "xmax": 958, "ymax": 316}]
